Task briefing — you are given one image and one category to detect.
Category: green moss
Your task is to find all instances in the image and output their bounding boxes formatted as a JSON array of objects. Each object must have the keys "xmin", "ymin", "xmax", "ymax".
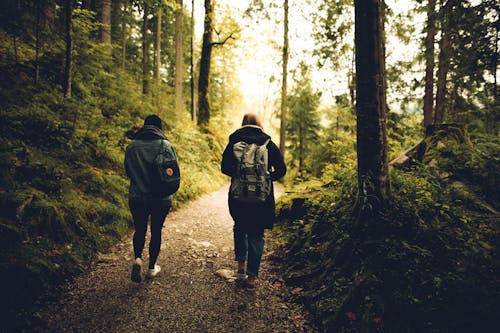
[{"xmin": 273, "ymin": 138, "xmax": 500, "ymax": 332}]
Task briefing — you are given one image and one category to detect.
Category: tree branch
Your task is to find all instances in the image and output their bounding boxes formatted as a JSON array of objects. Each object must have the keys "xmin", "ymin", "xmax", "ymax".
[{"xmin": 211, "ymin": 30, "xmax": 237, "ymax": 47}]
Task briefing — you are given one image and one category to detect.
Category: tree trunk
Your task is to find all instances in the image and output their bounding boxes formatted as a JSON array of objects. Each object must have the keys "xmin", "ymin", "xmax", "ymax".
[
  {"xmin": 434, "ymin": 0, "xmax": 451, "ymax": 125},
  {"xmin": 190, "ymin": 0, "xmax": 196, "ymax": 122},
  {"xmin": 175, "ymin": 0, "xmax": 184, "ymax": 117},
  {"xmin": 142, "ymin": 2, "xmax": 150, "ymax": 95},
  {"xmin": 63, "ymin": 0, "xmax": 72, "ymax": 98},
  {"xmin": 101, "ymin": 0, "xmax": 111, "ymax": 54},
  {"xmin": 299, "ymin": 121, "xmax": 303, "ymax": 177},
  {"xmin": 43, "ymin": 0, "xmax": 56, "ymax": 27},
  {"xmin": 492, "ymin": 22, "xmax": 498, "ymax": 135},
  {"xmin": 279, "ymin": 0, "xmax": 289, "ymax": 157},
  {"xmin": 423, "ymin": 0, "xmax": 437, "ymax": 130},
  {"xmin": 197, "ymin": 0, "xmax": 213, "ymax": 127},
  {"xmin": 121, "ymin": 0, "xmax": 127, "ymax": 70},
  {"xmin": 348, "ymin": 50, "xmax": 355, "ymax": 106},
  {"xmin": 155, "ymin": 6, "xmax": 162, "ymax": 92},
  {"xmin": 354, "ymin": 0, "xmax": 389, "ymax": 211}
]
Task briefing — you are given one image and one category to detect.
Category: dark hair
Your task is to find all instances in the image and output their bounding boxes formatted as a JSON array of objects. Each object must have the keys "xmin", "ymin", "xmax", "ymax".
[
  {"xmin": 241, "ymin": 113, "xmax": 263, "ymax": 129},
  {"xmin": 144, "ymin": 115, "xmax": 162, "ymax": 129}
]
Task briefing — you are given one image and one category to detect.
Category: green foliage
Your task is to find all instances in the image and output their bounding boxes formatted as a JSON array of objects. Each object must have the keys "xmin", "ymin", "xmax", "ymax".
[
  {"xmin": 386, "ymin": 110, "xmax": 422, "ymax": 160},
  {"xmin": 286, "ymin": 63, "xmax": 322, "ymax": 179},
  {"xmin": 274, "ymin": 138, "xmax": 500, "ymax": 332},
  {"xmin": 0, "ymin": 9, "xmax": 226, "ymax": 323}
]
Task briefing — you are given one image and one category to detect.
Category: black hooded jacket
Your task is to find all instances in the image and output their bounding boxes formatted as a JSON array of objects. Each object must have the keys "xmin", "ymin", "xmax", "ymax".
[{"xmin": 221, "ymin": 125, "xmax": 286, "ymax": 230}]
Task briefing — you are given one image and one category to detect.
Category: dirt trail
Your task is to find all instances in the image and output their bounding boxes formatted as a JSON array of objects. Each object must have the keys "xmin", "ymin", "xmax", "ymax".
[{"xmin": 33, "ymin": 185, "xmax": 316, "ymax": 332}]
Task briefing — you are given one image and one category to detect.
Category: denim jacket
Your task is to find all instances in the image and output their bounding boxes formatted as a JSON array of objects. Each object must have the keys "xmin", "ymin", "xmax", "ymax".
[{"xmin": 124, "ymin": 125, "xmax": 176, "ymax": 202}]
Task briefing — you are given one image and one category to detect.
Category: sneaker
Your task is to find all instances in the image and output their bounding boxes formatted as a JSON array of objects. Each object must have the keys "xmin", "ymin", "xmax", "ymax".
[
  {"xmin": 235, "ymin": 268, "xmax": 247, "ymax": 279},
  {"xmin": 131, "ymin": 258, "xmax": 142, "ymax": 283},
  {"xmin": 246, "ymin": 276, "xmax": 257, "ymax": 290},
  {"xmin": 146, "ymin": 264, "xmax": 161, "ymax": 278}
]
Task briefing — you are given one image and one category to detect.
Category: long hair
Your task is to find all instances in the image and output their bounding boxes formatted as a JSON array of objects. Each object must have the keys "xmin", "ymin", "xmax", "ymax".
[{"xmin": 241, "ymin": 113, "xmax": 263, "ymax": 129}]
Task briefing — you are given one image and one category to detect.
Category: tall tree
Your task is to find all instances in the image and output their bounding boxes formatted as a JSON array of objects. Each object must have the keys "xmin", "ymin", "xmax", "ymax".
[
  {"xmin": 279, "ymin": 0, "xmax": 289, "ymax": 157},
  {"xmin": 155, "ymin": 4, "xmax": 162, "ymax": 95},
  {"xmin": 434, "ymin": 0, "xmax": 452, "ymax": 125},
  {"xmin": 423, "ymin": 0, "xmax": 437, "ymax": 130},
  {"xmin": 197, "ymin": 0, "xmax": 213, "ymax": 127},
  {"xmin": 190, "ymin": 0, "xmax": 196, "ymax": 122},
  {"xmin": 287, "ymin": 64, "xmax": 321, "ymax": 177},
  {"xmin": 142, "ymin": 1, "xmax": 150, "ymax": 95},
  {"xmin": 121, "ymin": 0, "xmax": 128, "ymax": 70},
  {"xmin": 63, "ymin": 0, "xmax": 73, "ymax": 98},
  {"xmin": 175, "ymin": 0, "xmax": 184, "ymax": 116},
  {"xmin": 101, "ymin": 0, "xmax": 111, "ymax": 53},
  {"xmin": 354, "ymin": 0, "xmax": 389, "ymax": 212}
]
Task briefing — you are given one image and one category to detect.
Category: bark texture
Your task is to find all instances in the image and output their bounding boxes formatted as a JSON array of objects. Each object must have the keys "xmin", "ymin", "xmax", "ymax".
[
  {"xmin": 197, "ymin": 0, "xmax": 213, "ymax": 127},
  {"xmin": 101, "ymin": 0, "xmax": 111, "ymax": 50},
  {"xmin": 423, "ymin": 0, "xmax": 437, "ymax": 129},
  {"xmin": 354, "ymin": 0, "xmax": 389, "ymax": 211},
  {"xmin": 190, "ymin": 0, "xmax": 196, "ymax": 122},
  {"xmin": 434, "ymin": 0, "xmax": 452, "ymax": 125}
]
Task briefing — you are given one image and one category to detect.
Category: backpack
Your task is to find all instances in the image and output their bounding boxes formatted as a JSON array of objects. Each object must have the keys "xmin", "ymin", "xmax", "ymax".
[
  {"xmin": 151, "ymin": 140, "xmax": 180, "ymax": 197},
  {"xmin": 229, "ymin": 139, "xmax": 271, "ymax": 203}
]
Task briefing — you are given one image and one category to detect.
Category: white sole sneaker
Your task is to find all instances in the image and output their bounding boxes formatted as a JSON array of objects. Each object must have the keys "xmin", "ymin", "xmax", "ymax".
[
  {"xmin": 146, "ymin": 264, "xmax": 161, "ymax": 278},
  {"xmin": 131, "ymin": 258, "xmax": 142, "ymax": 283}
]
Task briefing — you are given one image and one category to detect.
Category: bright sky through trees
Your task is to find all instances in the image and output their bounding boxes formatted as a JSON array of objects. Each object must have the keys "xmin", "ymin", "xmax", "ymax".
[{"xmin": 192, "ymin": 0, "xmax": 425, "ymax": 130}]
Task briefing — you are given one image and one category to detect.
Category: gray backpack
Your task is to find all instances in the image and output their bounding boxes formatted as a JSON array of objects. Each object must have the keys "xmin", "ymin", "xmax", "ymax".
[{"xmin": 230, "ymin": 139, "xmax": 271, "ymax": 203}]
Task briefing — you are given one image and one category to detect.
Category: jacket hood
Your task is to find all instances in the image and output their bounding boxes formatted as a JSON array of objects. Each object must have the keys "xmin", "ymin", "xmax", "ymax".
[
  {"xmin": 229, "ymin": 125, "xmax": 271, "ymax": 145},
  {"xmin": 134, "ymin": 125, "xmax": 166, "ymax": 140}
]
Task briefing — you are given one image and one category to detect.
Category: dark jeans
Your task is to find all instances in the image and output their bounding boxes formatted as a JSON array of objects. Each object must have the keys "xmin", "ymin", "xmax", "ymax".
[
  {"xmin": 233, "ymin": 223, "xmax": 265, "ymax": 277},
  {"xmin": 129, "ymin": 199, "xmax": 171, "ymax": 269}
]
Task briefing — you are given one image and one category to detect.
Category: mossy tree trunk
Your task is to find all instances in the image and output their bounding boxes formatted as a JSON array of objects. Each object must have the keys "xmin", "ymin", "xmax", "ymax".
[{"xmin": 354, "ymin": 0, "xmax": 389, "ymax": 213}]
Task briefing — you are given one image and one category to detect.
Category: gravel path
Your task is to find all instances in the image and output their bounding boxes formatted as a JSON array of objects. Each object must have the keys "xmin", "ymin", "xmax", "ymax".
[{"xmin": 33, "ymin": 185, "xmax": 316, "ymax": 332}]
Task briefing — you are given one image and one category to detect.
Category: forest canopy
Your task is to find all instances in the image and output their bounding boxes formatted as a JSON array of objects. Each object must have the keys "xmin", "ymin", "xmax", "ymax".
[{"xmin": 0, "ymin": 0, "xmax": 498, "ymax": 332}]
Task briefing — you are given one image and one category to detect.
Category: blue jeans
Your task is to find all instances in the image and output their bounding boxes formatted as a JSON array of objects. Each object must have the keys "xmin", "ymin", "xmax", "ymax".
[{"xmin": 233, "ymin": 224, "xmax": 265, "ymax": 277}]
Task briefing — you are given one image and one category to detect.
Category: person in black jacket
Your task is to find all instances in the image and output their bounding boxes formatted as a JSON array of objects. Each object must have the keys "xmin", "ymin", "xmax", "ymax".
[
  {"xmin": 221, "ymin": 113, "xmax": 286, "ymax": 289},
  {"xmin": 124, "ymin": 115, "xmax": 178, "ymax": 282}
]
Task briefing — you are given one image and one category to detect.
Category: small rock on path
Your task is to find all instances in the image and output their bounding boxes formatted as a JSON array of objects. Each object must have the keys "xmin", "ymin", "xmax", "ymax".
[{"xmin": 33, "ymin": 185, "xmax": 316, "ymax": 332}]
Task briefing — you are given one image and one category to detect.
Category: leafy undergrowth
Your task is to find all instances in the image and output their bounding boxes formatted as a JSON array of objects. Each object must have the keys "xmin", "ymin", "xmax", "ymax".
[
  {"xmin": 273, "ymin": 137, "xmax": 499, "ymax": 332},
  {"xmin": 0, "ymin": 86, "xmax": 226, "ymax": 328}
]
